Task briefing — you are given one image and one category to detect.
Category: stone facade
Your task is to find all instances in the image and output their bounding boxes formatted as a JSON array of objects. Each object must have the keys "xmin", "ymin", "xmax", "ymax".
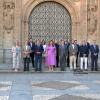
[{"xmin": 0, "ymin": 0, "xmax": 100, "ymax": 63}]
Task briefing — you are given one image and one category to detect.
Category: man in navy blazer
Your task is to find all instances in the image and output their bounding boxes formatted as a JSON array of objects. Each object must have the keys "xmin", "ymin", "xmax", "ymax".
[
  {"xmin": 90, "ymin": 40, "xmax": 99, "ymax": 71},
  {"xmin": 79, "ymin": 41, "xmax": 89, "ymax": 71},
  {"xmin": 28, "ymin": 38, "xmax": 35, "ymax": 67},
  {"xmin": 34, "ymin": 40, "xmax": 44, "ymax": 71}
]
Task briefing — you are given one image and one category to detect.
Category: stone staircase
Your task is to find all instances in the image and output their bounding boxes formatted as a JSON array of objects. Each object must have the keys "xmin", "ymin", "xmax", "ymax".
[{"xmin": 0, "ymin": 63, "xmax": 100, "ymax": 74}]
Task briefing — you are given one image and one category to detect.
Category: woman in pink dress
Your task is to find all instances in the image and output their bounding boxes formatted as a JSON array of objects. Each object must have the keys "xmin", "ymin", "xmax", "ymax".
[{"xmin": 46, "ymin": 40, "xmax": 57, "ymax": 71}]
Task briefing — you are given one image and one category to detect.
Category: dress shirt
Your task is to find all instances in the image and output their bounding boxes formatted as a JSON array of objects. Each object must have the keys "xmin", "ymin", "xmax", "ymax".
[
  {"xmin": 85, "ymin": 42, "xmax": 87, "ymax": 46},
  {"xmin": 72, "ymin": 44, "xmax": 74, "ymax": 49},
  {"xmin": 30, "ymin": 42, "xmax": 32, "ymax": 48},
  {"xmin": 37, "ymin": 44, "xmax": 40, "ymax": 48},
  {"xmin": 26, "ymin": 45, "xmax": 28, "ymax": 50},
  {"xmin": 65, "ymin": 42, "xmax": 68, "ymax": 46},
  {"xmin": 62, "ymin": 45, "xmax": 64, "ymax": 48}
]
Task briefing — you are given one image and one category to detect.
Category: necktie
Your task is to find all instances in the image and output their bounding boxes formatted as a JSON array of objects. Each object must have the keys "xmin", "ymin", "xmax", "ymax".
[
  {"xmin": 94, "ymin": 45, "xmax": 96, "ymax": 50},
  {"xmin": 66, "ymin": 43, "xmax": 68, "ymax": 46},
  {"xmin": 38, "ymin": 45, "xmax": 40, "ymax": 48},
  {"xmin": 62, "ymin": 45, "xmax": 64, "ymax": 49}
]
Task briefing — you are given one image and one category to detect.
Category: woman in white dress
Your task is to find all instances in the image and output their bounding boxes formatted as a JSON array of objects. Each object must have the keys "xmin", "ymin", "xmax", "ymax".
[
  {"xmin": 12, "ymin": 41, "xmax": 21, "ymax": 72},
  {"xmin": 42, "ymin": 41, "xmax": 47, "ymax": 67}
]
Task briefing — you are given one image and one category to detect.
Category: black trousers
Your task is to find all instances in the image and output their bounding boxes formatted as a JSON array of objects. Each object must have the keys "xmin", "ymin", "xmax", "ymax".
[
  {"xmin": 91, "ymin": 56, "xmax": 98, "ymax": 70},
  {"xmin": 67, "ymin": 55, "xmax": 70, "ymax": 67},
  {"xmin": 24, "ymin": 57, "xmax": 30, "ymax": 71},
  {"xmin": 76, "ymin": 52, "xmax": 79, "ymax": 67},
  {"xmin": 30, "ymin": 53, "xmax": 34, "ymax": 67},
  {"xmin": 56, "ymin": 56, "xmax": 59, "ymax": 67}
]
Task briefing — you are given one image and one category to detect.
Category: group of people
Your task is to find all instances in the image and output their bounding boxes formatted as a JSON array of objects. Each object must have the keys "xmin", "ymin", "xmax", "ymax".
[{"xmin": 12, "ymin": 38, "xmax": 99, "ymax": 72}]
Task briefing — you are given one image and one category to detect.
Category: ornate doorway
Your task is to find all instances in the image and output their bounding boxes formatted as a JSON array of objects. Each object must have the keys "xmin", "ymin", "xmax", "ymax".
[{"xmin": 28, "ymin": 1, "xmax": 71, "ymax": 44}]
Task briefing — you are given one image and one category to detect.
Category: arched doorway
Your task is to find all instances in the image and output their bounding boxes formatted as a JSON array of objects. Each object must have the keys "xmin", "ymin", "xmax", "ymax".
[{"xmin": 28, "ymin": 1, "xmax": 71, "ymax": 44}]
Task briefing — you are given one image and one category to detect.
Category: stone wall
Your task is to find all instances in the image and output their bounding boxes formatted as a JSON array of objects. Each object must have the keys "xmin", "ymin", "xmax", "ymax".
[{"xmin": 0, "ymin": 0, "xmax": 100, "ymax": 63}]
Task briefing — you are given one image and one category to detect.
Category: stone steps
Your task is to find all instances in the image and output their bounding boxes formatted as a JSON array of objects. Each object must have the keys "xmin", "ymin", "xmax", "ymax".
[{"xmin": 0, "ymin": 63, "xmax": 100, "ymax": 73}]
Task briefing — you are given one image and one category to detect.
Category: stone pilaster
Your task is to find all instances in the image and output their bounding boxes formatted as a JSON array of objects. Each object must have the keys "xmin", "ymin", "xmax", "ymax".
[
  {"xmin": 98, "ymin": 0, "xmax": 100, "ymax": 47},
  {"xmin": 81, "ymin": 0, "xmax": 87, "ymax": 40},
  {"xmin": 0, "ymin": 0, "xmax": 3, "ymax": 63},
  {"xmin": 0, "ymin": 0, "xmax": 3, "ymax": 48},
  {"xmin": 72, "ymin": 22, "xmax": 77, "ymax": 40},
  {"xmin": 14, "ymin": 0, "xmax": 21, "ymax": 45}
]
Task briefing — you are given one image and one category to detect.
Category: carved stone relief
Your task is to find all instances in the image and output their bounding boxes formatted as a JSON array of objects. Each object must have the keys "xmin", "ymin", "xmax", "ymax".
[
  {"xmin": 88, "ymin": 11, "xmax": 97, "ymax": 34},
  {"xmin": 3, "ymin": 2, "xmax": 15, "ymax": 31},
  {"xmin": 73, "ymin": 0, "xmax": 80, "ymax": 2},
  {"xmin": 87, "ymin": 0, "xmax": 98, "ymax": 11},
  {"xmin": 87, "ymin": 0, "xmax": 97, "ymax": 35}
]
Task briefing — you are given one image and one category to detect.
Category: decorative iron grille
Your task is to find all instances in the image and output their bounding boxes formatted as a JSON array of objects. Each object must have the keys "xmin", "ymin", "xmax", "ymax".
[{"xmin": 28, "ymin": 1, "xmax": 71, "ymax": 44}]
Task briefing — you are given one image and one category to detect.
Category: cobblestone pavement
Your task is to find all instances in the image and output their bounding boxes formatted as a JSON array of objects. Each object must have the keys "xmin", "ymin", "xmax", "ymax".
[{"xmin": 0, "ymin": 73, "xmax": 100, "ymax": 100}]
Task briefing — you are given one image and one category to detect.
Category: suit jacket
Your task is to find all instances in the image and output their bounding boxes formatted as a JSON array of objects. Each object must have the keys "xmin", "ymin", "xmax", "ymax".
[
  {"xmin": 28, "ymin": 42, "xmax": 35, "ymax": 55},
  {"xmin": 79, "ymin": 45, "xmax": 89, "ymax": 57},
  {"xmin": 68, "ymin": 44, "xmax": 78, "ymax": 56},
  {"xmin": 55, "ymin": 43, "xmax": 59, "ymax": 57},
  {"xmin": 59, "ymin": 45, "xmax": 68, "ymax": 57},
  {"xmin": 86, "ymin": 42, "xmax": 90, "ymax": 49},
  {"xmin": 22, "ymin": 45, "xmax": 31, "ymax": 58},
  {"xmin": 75, "ymin": 44, "xmax": 79, "ymax": 52},
  {"xmin": 90, "ymin": 44, "xmax": 99, "ymax": 58},
  {"xmin": 65, "ymin": 42, "xmax": 70, "ymax": 49},
  {"xmin": 34, "ymin": 44, "xmax": 44, "ymax": 56}
]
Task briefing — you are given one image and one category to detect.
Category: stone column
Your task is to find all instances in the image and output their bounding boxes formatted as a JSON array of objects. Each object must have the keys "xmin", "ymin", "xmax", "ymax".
[
  {"xmin": 98, "ymin": 0, "xmax": 100, "ymax": 47},
  {"xmin": 76, "ymin": 22, "xmax": 81, "ymax": 45},
  {"xmin": 97, "ymin": 0, "xmax": 100, "ymax": 64},
  {"xmin": 81, "ymin": 0, "xmax": 87, "ymax": 40},
  {"xmin": 21, "ymin": 21, "xmax": 25, "ymax": 47},
  {"xmin": 0, "ymin": 0, "xmax": 3, "ymax": 63},
  {"xmin": 72, "ymin": 22, "xmax": 77, "ymax": 40},
  {"xmin": 24, "ymin": 21, "xmax": 28, "ymax": 41}
]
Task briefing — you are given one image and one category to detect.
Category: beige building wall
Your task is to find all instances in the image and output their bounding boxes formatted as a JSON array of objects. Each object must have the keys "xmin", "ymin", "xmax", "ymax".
[{"xmin": 0, "ymin": 0, "xmax": 99, "ymax": 63}]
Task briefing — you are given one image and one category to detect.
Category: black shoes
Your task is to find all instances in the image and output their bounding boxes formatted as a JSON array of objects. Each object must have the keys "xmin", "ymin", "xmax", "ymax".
[
  {"xmin": 95, "ymin": 69, "xmax": 98, "ymax": 71},
  {"xmin": 91, "ymin": 69, "xmax": 98, "ymax": 71},
  {"xmin": 35, "ymin": 69, "xmax": 42, "ymax": 71},
  {"xmin": 74, "ymin": 69, "xmax": 76, "ymax": 71},
  {"xmin": 39, "ymin": 69, "xmax": 41, "ymax": 71}
]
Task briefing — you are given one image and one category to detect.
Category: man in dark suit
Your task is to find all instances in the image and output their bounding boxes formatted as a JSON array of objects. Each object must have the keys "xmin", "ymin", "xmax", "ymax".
[
  {"xmin": 84, "ymin": 39, "xmax": 90, "ymax": 49},
  {"xmin": 74, "ymin": 40, "xmax": 79, "ymax": 67},
  {"xmin": 59, "ymin": 40, "xmax": 68, "ymax": 71},
  {"xmin": 79, "ymin": 41, "xmax": 89, "ymax": 71},
  {"xmin": 34, "ymin": 40, "xmax": 44, "ymax": 71},
  {"xmin": 64, "ymin": 38, "xmax": 70, "ymax": 67},
  {"xmin": 84, "ymin": 38, "xmax": 90, "ymax": 67},
  {"xmin": 54, "ymin": 40, "xmax": 59, "ymax": 67},
  {"xmin": 90, "ymin": 40, "xmax": 99, "ymax": 71},
  {"xmin": 28, "ymin": 38, "xmax": 35, "ymax": 67}
]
